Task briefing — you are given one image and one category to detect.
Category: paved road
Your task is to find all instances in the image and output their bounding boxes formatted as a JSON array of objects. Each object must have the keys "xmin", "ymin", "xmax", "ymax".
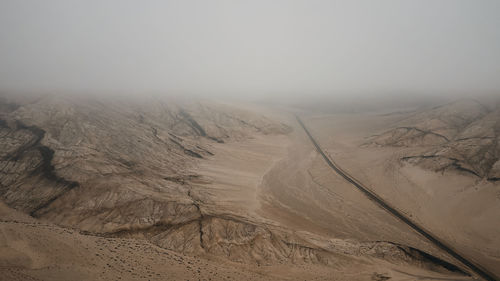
[{"xmin": 296, "ymin": 115, "xmax": 498, "ymax": 281}]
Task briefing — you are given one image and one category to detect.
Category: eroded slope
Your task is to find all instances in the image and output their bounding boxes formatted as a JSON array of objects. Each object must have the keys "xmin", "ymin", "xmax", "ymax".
[{"xmin": 366, "ymin": 100, "xmax": 500, "ymax": 180}]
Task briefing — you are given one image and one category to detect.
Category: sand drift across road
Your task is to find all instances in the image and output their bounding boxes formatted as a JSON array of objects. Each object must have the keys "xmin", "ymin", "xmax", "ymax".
[{"xmin": 295, "ymin": 115, "xmax": 498, "ymax": 281}]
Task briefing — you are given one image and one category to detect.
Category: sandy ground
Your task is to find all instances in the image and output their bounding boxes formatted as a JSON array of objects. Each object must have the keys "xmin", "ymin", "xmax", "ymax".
[
  {"xmin": 302, "ymin": 111, "xmax": 500, "ymax": 277},
  {"xmin": 192, "ymin": 133, "xmax": 291, "ymax": 220}
]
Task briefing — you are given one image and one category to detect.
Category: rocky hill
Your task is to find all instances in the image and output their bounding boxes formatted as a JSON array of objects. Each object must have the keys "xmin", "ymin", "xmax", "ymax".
[
  {"xmin": 366, "ymin": 100, "xmax": 500, "ymax": 181},
  {"xmin": 0, "ymin": 96, "xmax": 288, "ymax": 232}
]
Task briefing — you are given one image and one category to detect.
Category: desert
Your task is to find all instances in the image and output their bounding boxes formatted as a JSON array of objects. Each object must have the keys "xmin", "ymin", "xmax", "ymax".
[
  {"xmin": 1, "ymin": 95, "xmax": 498, "ymax": 280},
  {"xmin": 1, "ymin": 1, "xmax": 499, "ymax": 280}
]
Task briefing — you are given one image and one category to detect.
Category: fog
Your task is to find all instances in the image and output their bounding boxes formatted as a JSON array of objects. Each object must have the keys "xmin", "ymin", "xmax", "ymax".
[{"xmin": 1, "ymin": 0, "xmax": 499, "ymax": 100}]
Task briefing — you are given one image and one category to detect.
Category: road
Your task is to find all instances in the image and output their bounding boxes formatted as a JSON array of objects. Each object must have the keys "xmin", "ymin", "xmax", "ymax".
[{"xmin": 295, "ymin": 115, "xmax": 498, "ymax": 281}]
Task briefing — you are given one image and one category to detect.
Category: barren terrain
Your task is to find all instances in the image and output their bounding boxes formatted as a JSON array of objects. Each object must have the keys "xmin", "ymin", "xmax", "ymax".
[
  {"xmin": 0, "ymin": 95, "xmax": 496, "ymax": 280},
  {"xmin": 303, "ymin": 99, "xmax": 500, "ymax": 278}
]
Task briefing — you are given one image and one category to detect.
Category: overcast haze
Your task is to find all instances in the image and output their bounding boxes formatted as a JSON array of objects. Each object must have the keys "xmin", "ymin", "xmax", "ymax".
[{"xmin": 1, "ymin": 0, "xmax": 499, "ymax": 99}]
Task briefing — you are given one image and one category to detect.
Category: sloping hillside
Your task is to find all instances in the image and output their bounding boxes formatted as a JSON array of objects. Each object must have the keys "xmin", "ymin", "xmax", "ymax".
[{"xmin": 366, "ymin": 100, "xmax": 500, "ymax": 180}]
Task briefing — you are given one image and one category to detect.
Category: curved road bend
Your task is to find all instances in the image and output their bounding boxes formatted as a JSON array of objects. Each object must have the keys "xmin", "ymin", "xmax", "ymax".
[{"xmin": 295, "ymin": 115, "xmax": 498, "ymax": 281}]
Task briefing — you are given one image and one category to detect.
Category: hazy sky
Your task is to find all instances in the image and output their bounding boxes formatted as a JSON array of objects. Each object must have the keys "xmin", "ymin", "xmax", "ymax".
[{"xmin": 1, "ymin": 0, "xmax": 499, "ymax": 99}]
